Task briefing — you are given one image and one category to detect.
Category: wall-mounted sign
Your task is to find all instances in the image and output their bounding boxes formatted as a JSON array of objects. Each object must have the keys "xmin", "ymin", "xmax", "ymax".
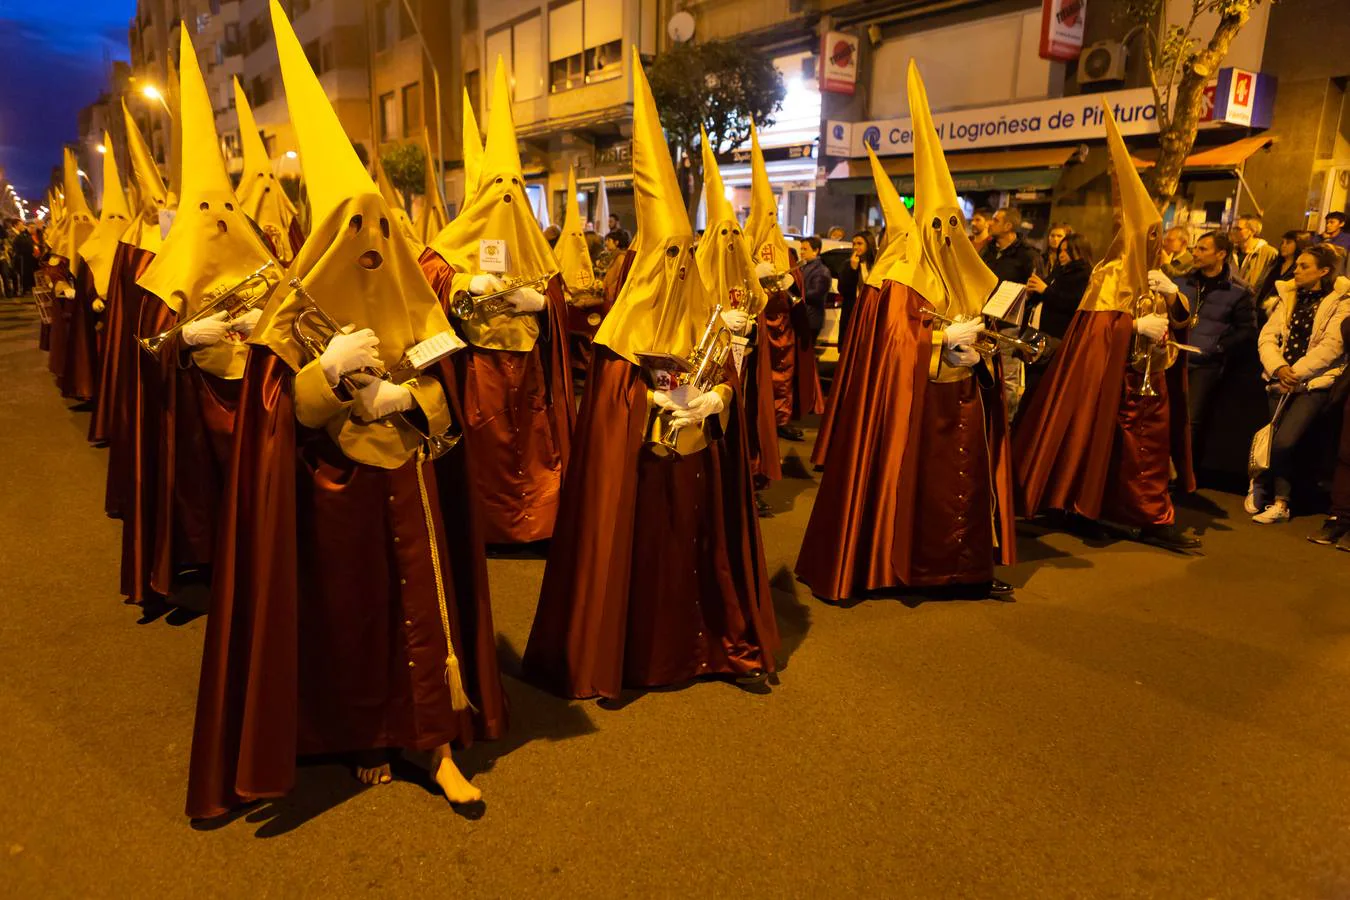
[
  {"xmin": 1039, "ymin": 0, "xmax": 1086, "ymax": 61},
  {"xmin": 821, "ymin": 31, "xmax": 860, "ymax": 95},
  {"xmin": 718, "ymin": 143, "xmax": 815, "ymax": 165}
]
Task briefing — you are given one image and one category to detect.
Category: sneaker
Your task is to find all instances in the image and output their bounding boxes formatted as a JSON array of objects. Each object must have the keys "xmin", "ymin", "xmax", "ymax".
[
  {"xmin": 1243, "ymin": 481, "xmax": 1260, "ymax": 515},
  {"xmin": 1308, "ymin": 517, "xmax": 1349, "ymax": 546},
  {"xmin": 1252, "ymin": 502, "xmax": 1291, "ymax": 525}
]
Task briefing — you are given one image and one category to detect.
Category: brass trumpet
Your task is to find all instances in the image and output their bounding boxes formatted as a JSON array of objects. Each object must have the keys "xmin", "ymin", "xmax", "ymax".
[
  {"xmin": 287, "ymin": 277, "xmax": 461, "ymax": 456},
  {"xmin": 919, "ymin": 304, "xmax": 1049, "ymax": 364},
  {"xmin": 448, "ymin": 272, "xmax": 554, "ymax": 321},
  {"xmin": 638, "ymin": 304, "xmax": 734, "ymax": 460},
  {"xmin": 138, "ymin": 261, "xmax": 279, "ymax": 356},
  {"xmin": 1130, "ymin": 291, "xmax": 1202, "ymax": 398}
]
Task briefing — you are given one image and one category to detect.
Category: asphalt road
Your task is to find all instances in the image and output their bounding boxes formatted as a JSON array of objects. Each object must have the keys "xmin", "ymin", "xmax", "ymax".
[{"xmin": 3, "ymin": 296, "xmax": 1349, "ymax": 897}]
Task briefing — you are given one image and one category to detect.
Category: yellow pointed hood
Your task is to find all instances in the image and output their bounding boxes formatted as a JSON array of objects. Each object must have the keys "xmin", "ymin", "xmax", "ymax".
[
  {"xmin": 253, "ymin": 0, "xmax": 457, "ymax": 389},
  {"xmin": 696, "ymin": 129, "xmax": 765, "ymax": 316},
  {"xmin": 864, "ymin": 146, "xmax": 931, "ymax": 296},
  {"xmin": 121, "ymin": 99, "xmax": 168, "ymax": 253},
  {"xmin": 77, "ymin": 132, "xmax": 133, "ymax": 298},
  {"xmin": 234, "ymin": 76, "xmax": 300, "ymax": 263},
  {"xmin": 137, "ymin": 25, "xmax": 276, "ymax": 379},
  {"xmin": 594, "ymin": 48, "xmax": 712, "ymax": 364},
  {"xmin": 908, "ymin": 60, "xmax": 996, "ymax": 318},
  {"xmin": 461, "ymin": 88, "xmax": 483, "ymax": 204},
  {"xmin": 744, "ymin": 121, "xmax": 792, "ymax": 279},
  {"xmin": 415, "ymin": 128, "xmax": 448, "ymax": 243},
  {"xmin": 1078, "ymin": 100, "xmax": 1164, "ymax": 314},
  {"xmin": 554, "ymin": 165, "xmax": 599, "ymax": 298},
  {"xmin": 166, "ymin": 52, "xmax": 183, "ymax": 200},
  {"xmin": 60, "ymin": 147, "xmax": 97, "ymax": 271},
  {"xmin": 427, "ymin": 56, "xmax": 555, "ymax": 286},
  {"xmin": 374, "ymin": 155, "xmax": 421, "ymax": 248}
]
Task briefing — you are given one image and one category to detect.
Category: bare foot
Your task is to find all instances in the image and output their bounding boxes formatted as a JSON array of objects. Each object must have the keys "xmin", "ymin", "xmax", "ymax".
[
  {"xmin": 431, "ymin": 745, "xmax": 481, "ymax": 805},
  {"xmin": 355, "ymin": 762, "xmax": 392, "ymax": 786}
]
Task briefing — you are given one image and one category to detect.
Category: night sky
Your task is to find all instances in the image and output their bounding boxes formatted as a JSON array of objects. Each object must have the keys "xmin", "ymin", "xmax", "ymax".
[{"xmin": 0, "ymin": 0, "xmax": 137, "ymax": 201}]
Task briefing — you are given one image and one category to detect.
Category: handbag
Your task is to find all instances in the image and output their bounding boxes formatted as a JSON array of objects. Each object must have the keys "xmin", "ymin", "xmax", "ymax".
[{"xmin": 1248, "ymin": 392, "xmax": 1291, "ymax": 478}]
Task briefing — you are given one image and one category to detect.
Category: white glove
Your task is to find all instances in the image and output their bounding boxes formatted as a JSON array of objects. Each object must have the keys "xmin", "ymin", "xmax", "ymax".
[
  {"xmin": 670, "ymin": 389, "xmax": 725, "ymax": 429},
  {"xmin": 228, "ymin": 308, "xmax": 262, "ymax": 336},
  {"xmin": 942, "ymin": 345, "xmax": 981, "ymax": 369},
  {"xmin": 469, "ymin": 274, "xmax": 506, "ymax": 295},
  {"xmin": 721, "ymin": 309, "xmax": 750, "ymax": 334},
  {"xmin": 319, "ymin": 326, "xmax": 380, "ymax": 385},
  {"xmin": 92, "ymin": 298, "xmax": 106, "ymax": 313},
  {"xmin": 653, "ymin": 383, "xmax": 702, "ymax": 411},
  {"xmin": 349, "ymin": 374, "xmax": 414, "ymax": 421},
  {"xmin": 508, "ymin": 286, "xmax": 548, "ymax": 313},
  {"xmin": 59, "ymin": 286, "xmax": 75, "ymax": 299},
  {"xmin": 1133, "ymin": 313, "xmax": 1169, "ymax": 342},
  {"xmin": 1147, "ymin": 269, "xmax": 1180, "ymax": 296},
  {"xmin": 942, "ymin": 316, "xmax": 984, "ymax": 349},
  {"xmin": 181, "ymin": 310, "xmax": 231, "ymax": 347}
]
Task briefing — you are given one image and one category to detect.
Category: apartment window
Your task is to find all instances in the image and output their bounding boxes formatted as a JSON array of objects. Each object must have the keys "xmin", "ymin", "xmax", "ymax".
[
  {"xmin": 221, "ymin": 132, "xmax": 239, "ymax": 159},
  {"xmin": 402, "ymin": 83, "xmax": 422, "ymax": 138},
  {"xmin": 320, "ymin": 41, "xmax": 335, "ymax": 72},
  {"xmin": 264, "ymin": 135, "xmax": 276, "ymax": 158},
  {"xmin": 374, "ymin": 0, "xmax": 392, "ymax": 52},
  {"xmin": 195, "ymin": 13, "xmax": 210, "ymax": 34},
  {"xmin": 485, "ymin": 12, "xmax": 543, "ymax": 104},
  {"xmin": 379, "ymin": 91, "xmax": 397, "ymax": 142},
  {"xmin": 223, "ymin": 22, "xmax": 239, "ymax": 56},
  {"xmin": 584, "ymin": 0, "xmax": 622, "ymax": 83},
  {"xmin": 247, "ymin": 16, "xmax": 266, "ymax": 54},
  {"xmin": 304, "ymin": 39, "xmax": 322, "ymax": 74},
  {"xmin": 250, "ymin": 75, "xmax": 272, "ymax": 107},
  {"xmin": 209, "ymin": 0, "xmax": 221, "ymax": 13},
  {"xmin": 292, "ymin": 0, "xmax": 311, "ymax": 14},
  {"xmin": 549, "ymin": 0, "xmax": 622, "ymax": 93},
  {"xmin": 399, "ymin": 0, "xmax": 417, "ymax": 40},
  {"xmin": 549, "ymin": 1, "xmax": 583, "ymax": 93}
]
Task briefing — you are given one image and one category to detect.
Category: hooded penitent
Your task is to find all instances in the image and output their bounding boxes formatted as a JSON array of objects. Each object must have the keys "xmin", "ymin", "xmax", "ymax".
[
  {"xmin": 696, "ymin": 132, "xmax": 765, "ymax": 317},
  {"xmin": 414, "ymin": 128, "xmax": 449, "ymax": 244},
  {"xmin": 234, "ymin": 77, "xmax": 300, "ymax": 263},
  {"xmin": 250, "ymin": 0, "xmax": 461, "ymax": 471},
  {"xmin": 426, "ymin": 56, "xmax": 557, "ymax": 352},
  {"xmin": 77, "ymin": 131, "xmax": 132, "ymax": 299},
  {"xmin": 374, "ymin": 155, "xmax": 421, "ymax": 248},
  {"xmin": 555, "ymin": 166, "xmax": 599, "ymax": 300},
  {"xmin": 593, "ymin": 48, "xmax": 712, "ymax": 364},
  {"xmin": 461, "ymin": 87, "xmax": 482, "ymax": 206},
  {"xmin": 121, "ymin": 100, "xmax": 168, "ymax": 254},
  {"xmin": 863, "ymin": 147, "xmax": 926, "ymax": 293},
  {"xmin": 137, "ymin": 26, "xmax": 277, "ymax": 380},
  {"xmin": 744, "ymin": 122, "xmax": 792, "ymax": 280},
  {"xmin": 60, "ymin": 148, "xmax": 97, "ymax": 270},
  {"xmin": 908, "ymin": 59, "xmax": 996, "ymax": 323},
  {"xmin": 1078, "ymin": 100, "xmax": 1167, "ymax": 316}
]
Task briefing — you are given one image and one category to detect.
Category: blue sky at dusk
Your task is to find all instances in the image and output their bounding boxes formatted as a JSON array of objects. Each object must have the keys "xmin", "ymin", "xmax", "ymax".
[{"xmin": 0, "ymin": 0, "xmax": 137, "ymax": 200}]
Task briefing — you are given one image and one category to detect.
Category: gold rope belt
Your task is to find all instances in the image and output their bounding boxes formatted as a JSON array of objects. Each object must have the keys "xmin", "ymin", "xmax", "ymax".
[{"xmin": 413, "ymin": 445, "xmax": 474, "ymax": 712}]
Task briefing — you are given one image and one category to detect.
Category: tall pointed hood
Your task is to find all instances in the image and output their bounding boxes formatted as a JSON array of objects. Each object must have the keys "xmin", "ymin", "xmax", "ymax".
[
  {"xmin": 743, "ymin": 121, "xmax": 791, "ymax": 277},
  {"xmin": 374, "ymin": 155, "xmax": 421, "ymax": 248},
  {"xmin": 166, "ymin": 52, "xmax": 183, "ymax": 200},
  {"xmin": 594, "ymin": 47, "xmax": 712, "ymax": 364},
  {"xmin": 696, "ymin": 129, "xmax": 764, "ymax": 315},
  {"xmin": 427, "ymin": 55, "xmax": 555, "ymax": 287},
  {"xmin": 121, "ymin": 101, "xmax": 167, "ymax": 252},
  {"xmin": 77, "ymin": 132, "xmax": 133, "ymax": 298},
  {"xmin": 461, "ymin": 87, "xmax": 483, "ymax": 204},
  {"xmin": 252, "ymin": 0, "xmax": 458, "ymax": 409},
  {"xmin": 234, "ymin": 76, "xmax": 300, "ymax": 263},
  {"xmin": 59, "ymin": 147, "xmax": 97, "ymax": 270},
  {"xmin": 1078, "ymin": 100, "xmax": 1164, "ymax": 314},
  {"xmin": 908, "ymin": 60, "xmax": 996, "ymax": 318},
  {"xmin": 554, "ymin": 165, "xmax": 598, "ymax": 298},
  {"xmin": 864, "ymin": 146, "xmax": 931, "ymax": 296},
  {"xmin": 137, "ymin": 25, "xmax": 276, "ymax": 379},
  {"xmin": 594, "ymin": 175, "xmax": 610, "ymax": 234},
  {"xmin": 415, "ymin": 127, "xmax": 448, "ymax": 243}
]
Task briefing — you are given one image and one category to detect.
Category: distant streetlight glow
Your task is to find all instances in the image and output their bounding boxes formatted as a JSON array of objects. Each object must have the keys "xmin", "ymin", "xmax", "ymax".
[
  {"xmin": 96, "ymin": 144, "xmax": 107, "ymax": 154},
  {"xmin": 142, "ymin": 85, "xmax": 162, "ymax": 102},
  {"xmin": 285, "ymin": 150, "xmax": 298, "ymax": 159}
]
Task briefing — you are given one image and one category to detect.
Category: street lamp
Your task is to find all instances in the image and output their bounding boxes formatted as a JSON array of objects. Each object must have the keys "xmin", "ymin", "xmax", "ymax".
[
  {"xmin": 142, "ymin": 84, "xmax": 173, "ymax": 119},
  {"xmin": 96, "ymin": 144, "xmax": 107, "ymax": 154}
]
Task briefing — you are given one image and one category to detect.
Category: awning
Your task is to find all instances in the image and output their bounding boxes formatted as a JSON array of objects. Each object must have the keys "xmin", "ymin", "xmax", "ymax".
[
  {"xmin": 827, "ymin": 146, "xmax": 1076, "ymax": 195},
  {"xmin": 1132, "ymin": 134, "xmax": 1276, "ymax": 170}
]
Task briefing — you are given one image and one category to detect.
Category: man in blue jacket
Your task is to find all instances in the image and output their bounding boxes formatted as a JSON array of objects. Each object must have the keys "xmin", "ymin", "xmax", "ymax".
[{"xmin": 1157, "ymin": 231, "xmax": 1257, "ymax": 469}]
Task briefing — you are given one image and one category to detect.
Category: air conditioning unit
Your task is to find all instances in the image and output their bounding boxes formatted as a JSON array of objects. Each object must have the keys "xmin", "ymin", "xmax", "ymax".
[{"xmin": 1079, "ymin": 40, "xmax": 1126, "ymax": 85}]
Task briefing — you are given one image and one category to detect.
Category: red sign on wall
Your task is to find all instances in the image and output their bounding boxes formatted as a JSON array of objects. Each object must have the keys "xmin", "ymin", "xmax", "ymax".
[
  {"xmin": 1039, "ymin": 0, "xmax": 1086, "ymax": 61},
  {"xmin": 821, "ymin": 31, "xmax": 860, "ymax": 95}
]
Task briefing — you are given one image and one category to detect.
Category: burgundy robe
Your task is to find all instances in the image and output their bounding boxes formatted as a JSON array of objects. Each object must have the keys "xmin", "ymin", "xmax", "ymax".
[
  {"xmin": 89, "ymin": 243, "xmax": 136, "ymax": 444},
  {"xmin": 761, "ymin": 266, "xmax": 823, "ymax": 424},
  {"xmin": 743, "ymin": 310, "xmax": 783, "ymax": 485},
  {"xmin": 187, "ymin": 349, "xmax": 506, "ymax": 820},
  {"xmin": 57, "ymin": 265, "xmax": 101, "ymax": 402},
  {"xmin": 523, "ymin": 347, "xmax": 780, "ymax": 699},
  {"xmin": 418, "ymin": 250, "xmax": 575, "ymax": 544},
  {"xmin": 795, "ymin": 281, "xmax": 1017, "ymax": 602},
  {"xmin": 811, "ymin": 281, "xmax": 874, "ymax": 468},
  {"xmin": 46, "ymin": 268, "xmax": 72, "ymax": 382},
  {"xmin": 103, "ymin": 245, "xmax": 157, "ymax": 519},
  {"xmin": 1013, "ymin": 309, "xmax": 1195, "ymax": 528}
]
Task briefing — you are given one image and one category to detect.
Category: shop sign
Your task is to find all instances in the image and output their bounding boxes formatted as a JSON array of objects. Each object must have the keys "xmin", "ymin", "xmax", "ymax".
[
  {"xmin": 827, "ymin": 68, "xmax": 1274, "ymax": 158},
  {"xmin": 595, "ymin": 142, "xmax": 631, "ymax": 166},
  {"xmin": 821, "ymin": 31, "xmax": 860, "ymax": 95},
  {"xmin": 1039, "ymin": 0, "xmax": 1086, "ymax": 62},
  {"xmin": 718, "ymin": 143, "xmax": 815, "ymax": 165}
]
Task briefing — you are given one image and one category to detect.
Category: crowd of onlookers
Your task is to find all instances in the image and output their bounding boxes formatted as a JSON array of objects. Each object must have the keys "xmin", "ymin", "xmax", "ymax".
[
  {"xmin": 1, "ymin": 219, "xmax": 47, "ymax": 298},
  {"xmin": 822, "ymin": 206, "xmax": 1350, "ymax": 548}
]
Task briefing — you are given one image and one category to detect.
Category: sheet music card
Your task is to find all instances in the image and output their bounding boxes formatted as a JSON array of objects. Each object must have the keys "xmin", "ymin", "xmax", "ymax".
[{"xmin": 983, "ymin": 280, "xmax": 1029, "ymax": 325}]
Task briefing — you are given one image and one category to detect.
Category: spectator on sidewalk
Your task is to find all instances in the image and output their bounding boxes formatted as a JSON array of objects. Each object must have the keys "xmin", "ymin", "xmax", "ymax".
[
  {"xmin": 1321, "ymin": 211, "xmax": 1350, "ymax": 255},
  {"xmin": 981, "ymin": 207, "xmax": 1042, "ymax": 417},
  {"xmin": 1249, "ymin": 243, "xmax": 1350, "ymax": 524},
  {"xmin": 1231, "ymin": 215, "xmax": 1279, "ymax": 292},
  {"xmin": 835, "ymin": 230, "xmax": 875, "ymax": 342},
  {"xmin": 1165, "ymin": 231, "xmax": 1258, "ymax": 468},
  {"xmin": 1256, "ymin": 230, "xmax": 1315, "ymax": 315},
  {"xmin": 1160, "ymin": 226, "xmax": 1194, "ymax": 278},
  {"xmin": 969, "ymin": 206, "xmax": 993, "ymax": 254},
  {"xmin": 826, "ymin": 225, "xmax": 847, "ymax": 241},
  {"xmin": 1026, "ymin": 232, "xmax": 1093, "ymax": 341},
  {"xmin": 1043, "ymin": 222, "xmax": 1072, "ymax": 274},
  {"xmin": 1308, "ymin": 314, "xmax": 1350, "ymax": 549}
]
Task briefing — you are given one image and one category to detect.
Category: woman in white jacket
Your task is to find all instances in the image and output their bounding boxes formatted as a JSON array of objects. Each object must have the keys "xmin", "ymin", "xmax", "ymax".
[{"xmin": 1249, "ymin": 243, "xmax": 1350, "ymax": 523}]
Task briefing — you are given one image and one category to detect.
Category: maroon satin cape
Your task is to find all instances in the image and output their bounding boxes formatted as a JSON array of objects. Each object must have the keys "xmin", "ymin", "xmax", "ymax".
[
  {"xmin": 811, "ymin": 281, "xmax": 874, "ymax": 468},
  {"xmin": 418, "ymin": 249, "xmax": 575, "ymax": 543},
  {"xmin": 743, "ymin": 311, "xmax": 783, "ymax": 485},
  {"xmin": 522, "ymin": 347, "xmax": 780, "ymax": 700},
  {"xmin": 57, "ymin": 265, "xmax": 101, "ymax": 401},
  {"xmin": 89, "ymin": 243, "xmax": 136, "ymax": 444},
  {"xmin": 46, "ymin": 268, "xmax": 71, "ymax": 379},
  {"xmin": 795, "ymin": 281, "xmax": 1017, "ymax": 602},
  {"xmin": 761, "ymin": 267, "xmax": 823, "ymax": 425},
  {"xmin": 1013, "ymin": 309, "xmax": 1195, "ymax": 528},
  {"xmin": 187, "ymin": 348, "xmax": 506, "ymax": 820},
  {"xmin": 103, "ymin": 245, "xmax": 157, "ymax": 519}
]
